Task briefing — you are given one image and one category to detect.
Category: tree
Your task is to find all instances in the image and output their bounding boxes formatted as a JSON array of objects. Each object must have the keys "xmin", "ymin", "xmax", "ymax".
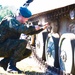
[
  {"xmin": 0, "ymin": 5, "xmax": 14, "ymax": 22},
  {"xmin": 0, "ymin": 5, "xmax": 2, "ymax": 9}
]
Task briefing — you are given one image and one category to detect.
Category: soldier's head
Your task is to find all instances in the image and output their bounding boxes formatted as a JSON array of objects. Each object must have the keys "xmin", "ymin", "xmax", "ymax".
[{"xmin": 16, "ymin": 6, "xmax": 32, "ymax": 24}]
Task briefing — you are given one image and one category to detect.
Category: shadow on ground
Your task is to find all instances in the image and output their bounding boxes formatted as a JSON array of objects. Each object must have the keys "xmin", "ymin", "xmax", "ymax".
[
  {"xmin": 0, "ymin": 71, "xmax": 46, "ymax": 75},
  {"xmin": 25, "ymin": 71, "xmax": 46, "ymax": 75}
]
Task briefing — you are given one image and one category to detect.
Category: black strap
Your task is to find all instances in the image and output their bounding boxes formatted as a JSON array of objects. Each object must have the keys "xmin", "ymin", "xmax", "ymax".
[{"xmin": 23, "ymin": 0, "xmax": 33, "ymax": 7}]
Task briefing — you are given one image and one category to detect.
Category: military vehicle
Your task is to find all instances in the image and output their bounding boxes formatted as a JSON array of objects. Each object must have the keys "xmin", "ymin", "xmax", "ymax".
[{"xmin": 28, "ymin": 3, "xmax": 75, "ymax": 75}]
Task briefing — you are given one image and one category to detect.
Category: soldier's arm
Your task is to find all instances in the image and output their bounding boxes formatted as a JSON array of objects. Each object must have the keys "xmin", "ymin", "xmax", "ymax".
[
  {"xmin": 17, "ymin": 24, "xmax": 48, "ymax": 35},
  {"xmin": 8, "ymin": 17, "xmax": 48, "ymax": 35}
]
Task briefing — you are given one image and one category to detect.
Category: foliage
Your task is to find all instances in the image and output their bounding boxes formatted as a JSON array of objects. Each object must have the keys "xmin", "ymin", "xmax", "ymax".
[{"xmin": 0, "ymin": 5, "xmax": 14, "ymax": 22}]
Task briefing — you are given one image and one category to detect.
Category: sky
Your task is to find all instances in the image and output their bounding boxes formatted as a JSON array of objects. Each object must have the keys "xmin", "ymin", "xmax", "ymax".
[
  {"xmin": 0, "ymin": 0, "xmax": 25, "ymax": 8},
  {"xmin": 0, "ymin": 0, "xmax": 75, "ymax": 14}
]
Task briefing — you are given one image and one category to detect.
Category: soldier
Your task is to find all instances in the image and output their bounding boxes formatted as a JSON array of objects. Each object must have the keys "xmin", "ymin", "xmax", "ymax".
[{"xmin": 0, "ymin": 6, "xmax": 48, "ymax": 73}]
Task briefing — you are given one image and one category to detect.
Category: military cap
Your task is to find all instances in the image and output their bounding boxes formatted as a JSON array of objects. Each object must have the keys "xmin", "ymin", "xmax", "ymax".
[{"xmin": 19, "ymin": 7, "xmax": 32, "ymax": 18}]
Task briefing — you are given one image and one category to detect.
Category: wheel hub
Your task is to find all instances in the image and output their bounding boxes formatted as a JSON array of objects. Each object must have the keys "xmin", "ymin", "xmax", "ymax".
[{"xmin": 60, "ymin": 50, "xmax": 67, "ymax": 62}]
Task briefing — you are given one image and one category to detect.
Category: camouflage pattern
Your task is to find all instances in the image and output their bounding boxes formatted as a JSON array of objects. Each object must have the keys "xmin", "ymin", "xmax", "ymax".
[{"xmin": 0, "ymin": 15, "xmax": 41, "ymax": 64}]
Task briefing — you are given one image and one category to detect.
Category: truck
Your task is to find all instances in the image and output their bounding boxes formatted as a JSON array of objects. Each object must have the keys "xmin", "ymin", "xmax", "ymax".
[{"xmin": 28, "ymin": 3, "xmax": 75, "ymax": 74}]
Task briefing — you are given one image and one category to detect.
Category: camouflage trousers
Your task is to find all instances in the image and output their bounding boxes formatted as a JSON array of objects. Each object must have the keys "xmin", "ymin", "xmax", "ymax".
[{"xmin": 0, "ymin": 39, "xmax": 32, "ymax": 63}]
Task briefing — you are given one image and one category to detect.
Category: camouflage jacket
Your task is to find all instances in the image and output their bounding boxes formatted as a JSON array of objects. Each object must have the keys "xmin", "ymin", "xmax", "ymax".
[{"xmin": 0, "ymin": 16, "xmax": 43, "ymax": 43}]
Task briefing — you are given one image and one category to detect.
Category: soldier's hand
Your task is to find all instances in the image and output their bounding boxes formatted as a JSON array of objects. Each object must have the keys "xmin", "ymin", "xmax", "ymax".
[
  {"xmin": 35, "ymin": 25, "xmax": 41, "ymax": 31},
  {"xmin": 35, "ymin": 22, "xmax": 49, "ymax": 31},
  {"xmin": 42, "ymin": 22, "xmax": 49, "ymax": 30}
]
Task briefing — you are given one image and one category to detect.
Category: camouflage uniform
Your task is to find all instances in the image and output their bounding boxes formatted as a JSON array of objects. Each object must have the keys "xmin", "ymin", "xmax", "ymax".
[{"xmin": 0, "ymin": 16, "xmax": 43, "ymax": 72}]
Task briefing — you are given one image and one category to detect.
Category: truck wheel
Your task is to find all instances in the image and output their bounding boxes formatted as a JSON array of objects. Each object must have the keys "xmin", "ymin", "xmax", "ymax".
[
  {"xmin": 59, "ymin": 33, "xmax": 75, "ymax": 74},
  {"xmin": 45, "ymin": 33, "xmax": 60, "ymax": 68},
  {"xmin": 35, "ymin": 31, "xmax": 48, "ymax": 60}
]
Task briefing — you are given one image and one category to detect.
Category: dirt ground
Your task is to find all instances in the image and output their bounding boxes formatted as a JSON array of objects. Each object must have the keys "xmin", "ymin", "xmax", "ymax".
[{"xmin": 0, "ymin": 55, "xmax": 46, "ymax": 75}]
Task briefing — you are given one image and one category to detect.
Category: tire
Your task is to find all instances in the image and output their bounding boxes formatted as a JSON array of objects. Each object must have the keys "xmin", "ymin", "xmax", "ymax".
[
  {"xmin": 35, "ymin": 31, "xmax": 48, "ymax": 60},
  {"xmin": 59, "ymin": 33, "xmax": 75, "ymax": 74},
  {"xmin": 45, "ymin": 33, "xmax": 60, "ymax": 68}
]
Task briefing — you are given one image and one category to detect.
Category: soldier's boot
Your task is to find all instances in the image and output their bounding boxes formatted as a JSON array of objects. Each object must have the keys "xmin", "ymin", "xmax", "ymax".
[
  {"xmin": 6, "ymin": 41, "xmax": 31, "ymax": 73},
  {"xmin": 7, "ymin": 59, "xmax": 24, "ymax": 74},
  {"xmin": 6, "ymin": 48, "xmax": 32, "ymax": 74},
  {"xmin": 0, "ymin": 58, "xmax": 10, "ymax": 70}
]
